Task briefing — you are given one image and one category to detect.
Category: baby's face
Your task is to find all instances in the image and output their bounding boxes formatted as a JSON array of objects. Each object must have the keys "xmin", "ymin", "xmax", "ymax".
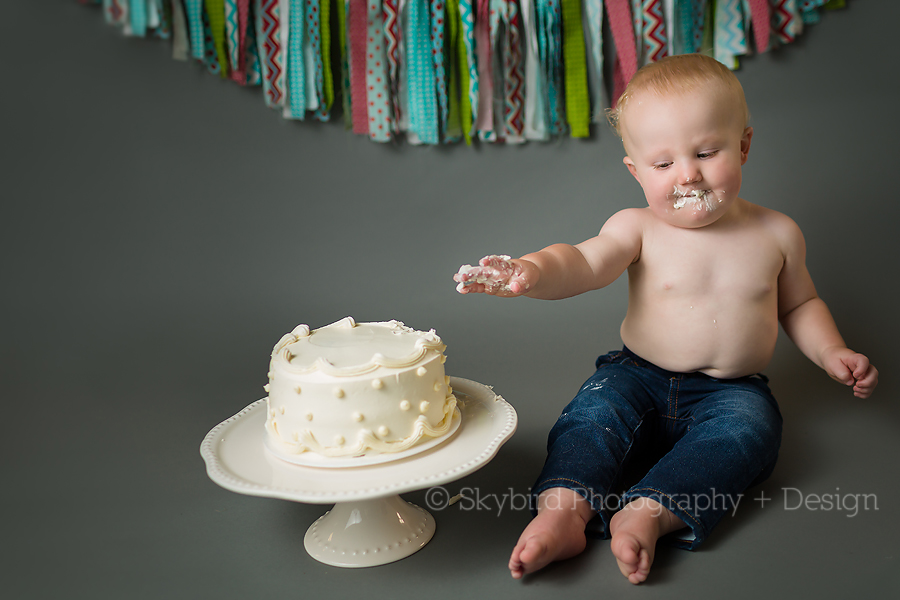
[{"xmin": 620, "ymin": 89, "xmax": 751, "ymax": 228}]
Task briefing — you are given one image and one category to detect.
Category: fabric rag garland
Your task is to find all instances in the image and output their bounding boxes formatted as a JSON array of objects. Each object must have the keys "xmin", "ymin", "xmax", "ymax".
[{"xmin": 81, "ymin": 0, "xmax": 850, "ymax": 145}]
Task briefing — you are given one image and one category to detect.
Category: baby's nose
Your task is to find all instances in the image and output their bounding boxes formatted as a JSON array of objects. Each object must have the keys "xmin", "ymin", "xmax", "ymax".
[{"xmin": 680, "ymin": 169, "xmax": 702, "ymax": 185}]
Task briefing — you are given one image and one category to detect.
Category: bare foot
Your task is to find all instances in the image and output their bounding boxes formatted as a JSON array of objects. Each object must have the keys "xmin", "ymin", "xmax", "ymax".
[
  {"xmin": 609, "ymin": 497, "xmax": 686, "ymax": 584},
  {"xmin": 508, "ymin": 488, "xmax": 596, "ymax": 579}
]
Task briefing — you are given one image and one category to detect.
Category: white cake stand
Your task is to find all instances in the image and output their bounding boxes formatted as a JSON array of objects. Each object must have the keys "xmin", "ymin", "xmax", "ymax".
[{"xmin": 200, "ymin": 377, "xmax": 517, "ymax": 568}]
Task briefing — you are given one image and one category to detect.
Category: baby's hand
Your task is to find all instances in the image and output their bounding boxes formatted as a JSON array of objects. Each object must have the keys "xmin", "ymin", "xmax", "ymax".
[
  {"xmin": 453, "ymin": 255, "xmax": 536, "ymax": 297},
  {"xmin": 822, "ymin": 347, "xmax": 879, "ymax": 399}
]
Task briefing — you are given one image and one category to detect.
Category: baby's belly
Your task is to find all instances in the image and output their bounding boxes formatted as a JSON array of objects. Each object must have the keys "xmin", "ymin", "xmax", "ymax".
[{"xmin": 620, "ymin": 304, "xmax": 779, "ymax": 378}]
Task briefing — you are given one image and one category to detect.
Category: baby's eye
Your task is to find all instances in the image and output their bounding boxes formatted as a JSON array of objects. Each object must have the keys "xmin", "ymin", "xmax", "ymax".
[
  {"xmin": 698, "ymin": 150, "xmax": 719, "ymax": 159},
  {"xmin": 653, "ymin": 162, "xmax": 673, "ymax": 170}
]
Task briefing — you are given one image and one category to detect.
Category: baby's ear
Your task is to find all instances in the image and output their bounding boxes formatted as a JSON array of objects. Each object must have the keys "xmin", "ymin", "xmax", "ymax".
[
  {"xmin": 740, "ymin": 127, "xmax": 753, "ymax": 165},
  {"xmin": 623, "ymin": 157, "xmax": 641, "ymax": 183}
]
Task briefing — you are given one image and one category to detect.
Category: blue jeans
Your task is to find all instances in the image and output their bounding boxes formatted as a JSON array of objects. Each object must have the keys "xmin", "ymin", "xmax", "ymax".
[{"xmin": 532, "ymin": 348, "xmax": 782, "ymax": 550}]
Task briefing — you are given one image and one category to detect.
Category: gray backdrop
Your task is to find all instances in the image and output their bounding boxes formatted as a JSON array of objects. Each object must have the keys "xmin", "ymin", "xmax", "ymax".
[{"xmin": 3, "ymin": 1, "xmax": 898, "ymax": 598}]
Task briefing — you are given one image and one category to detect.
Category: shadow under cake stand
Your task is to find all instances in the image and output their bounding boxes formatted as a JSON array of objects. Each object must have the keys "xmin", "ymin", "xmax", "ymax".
[{"xmin": 200, "ymin": 377, "xmax": 517, "ymax": 567}]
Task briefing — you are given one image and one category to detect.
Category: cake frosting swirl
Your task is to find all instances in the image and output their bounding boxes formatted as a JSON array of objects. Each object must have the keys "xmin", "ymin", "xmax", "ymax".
[{"xmin": 264, "ymin": 317, "xmax": 458, "ymax": 458}]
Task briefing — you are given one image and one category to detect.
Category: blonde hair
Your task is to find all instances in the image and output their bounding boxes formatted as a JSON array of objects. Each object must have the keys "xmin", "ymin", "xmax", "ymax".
[{"xmin": 607, "ymin": 53, "xmax": 750, "ymax": 137}]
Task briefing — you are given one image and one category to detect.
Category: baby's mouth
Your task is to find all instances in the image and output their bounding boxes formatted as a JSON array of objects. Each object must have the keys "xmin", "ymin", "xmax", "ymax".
[{"xmin": 669, "ymin": 186, "xmax": 722, "ymax": 211}]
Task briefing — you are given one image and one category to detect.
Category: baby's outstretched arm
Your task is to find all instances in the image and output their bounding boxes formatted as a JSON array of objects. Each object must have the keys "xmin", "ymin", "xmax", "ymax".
[{"xmin": 454, "ymin": 209, "xmax": 644, "ymax": 300}]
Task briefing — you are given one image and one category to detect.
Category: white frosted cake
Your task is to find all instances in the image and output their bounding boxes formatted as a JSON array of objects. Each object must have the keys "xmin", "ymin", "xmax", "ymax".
[{"xmin": 264, "ymin": 317, "xmax": 458, "ymax": 458}]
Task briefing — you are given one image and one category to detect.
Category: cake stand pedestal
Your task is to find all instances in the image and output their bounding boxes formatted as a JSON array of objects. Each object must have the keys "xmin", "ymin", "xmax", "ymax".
[{"xmin": 200, "ymin": 377, "xmax": 517, "ymax": 568}]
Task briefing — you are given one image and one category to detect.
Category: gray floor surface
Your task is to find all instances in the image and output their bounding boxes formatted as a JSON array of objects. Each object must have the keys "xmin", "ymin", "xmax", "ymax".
[{"xmin": 3, "ymin": 1, "xmax": 898, "ymax": 598}]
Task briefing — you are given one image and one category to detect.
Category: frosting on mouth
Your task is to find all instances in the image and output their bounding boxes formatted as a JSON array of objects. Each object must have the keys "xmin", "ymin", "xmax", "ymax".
[{"xmin": 668, "ymin": 186, "xmax": 724, "ymax": 212}]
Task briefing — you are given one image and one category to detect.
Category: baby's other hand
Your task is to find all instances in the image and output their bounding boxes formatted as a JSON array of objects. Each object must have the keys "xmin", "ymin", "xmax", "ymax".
[
  {"xmin": 822, "ymin": 347, "xmax": 879, "ymax": 399},
  {"xmin": 453, "ymin": 255, "xmax": 536, "ymax": 297}
]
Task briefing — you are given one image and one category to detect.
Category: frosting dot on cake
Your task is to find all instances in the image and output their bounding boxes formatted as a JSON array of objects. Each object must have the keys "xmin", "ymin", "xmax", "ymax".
[
  {"xmin": 420, "ymin": 401, "xmax": 430, "ymax": 413},
  {"xmin": 333, "ymin": 387, "xmax": 345, "ymax": 398},
  {"xmin": 378, "ymin": 426, "xmax": 390, "ymax": 437},
  {"xmin": 416, "ymin": 367, "xmax": 427, "ymax": 377},
  {"xmin": 352, "ymin": 411, "xmax": 364, "ymax": 422},
  {"xmin": 305, "ymin": 412, "xmax": 313, "ymax": 421},
  {"xmin": 433, "ymin": 382, "xmax": 442, "ymax": 391},
  {"xmin": 335, "ymin": 435, "xmax": 345, "ymax": 445},
  {"xmin": 400, "ymin": 400, "xmax": 410, "ymax": 411},
  {"xmin": 295, "ymin": 386, "xmax": 302, "ymax": 394},
  {"xmin": 372, "ymin": 378, "xmax": 383, "ymax": 389}
]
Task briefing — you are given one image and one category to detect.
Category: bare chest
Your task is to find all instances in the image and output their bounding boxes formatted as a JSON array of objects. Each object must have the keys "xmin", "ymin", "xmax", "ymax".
[{"xmin": 632, "ymin": 226, "xmax": 784, "ymax": 301}]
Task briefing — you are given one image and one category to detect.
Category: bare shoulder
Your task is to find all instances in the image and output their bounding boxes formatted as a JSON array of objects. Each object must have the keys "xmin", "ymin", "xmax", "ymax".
[
  {"xmin": 743, "ymin": 200, "xmax": 806, "ymax": 253},
  {"xmin": 576, "ymin": 208, "xmax": 645, "ymax": 266}
]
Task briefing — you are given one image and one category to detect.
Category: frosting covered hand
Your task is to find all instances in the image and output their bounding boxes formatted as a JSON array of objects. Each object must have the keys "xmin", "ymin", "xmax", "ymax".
[{"xmin": 453, "ymin": 255, "xmax": 536, "ymax": 296}]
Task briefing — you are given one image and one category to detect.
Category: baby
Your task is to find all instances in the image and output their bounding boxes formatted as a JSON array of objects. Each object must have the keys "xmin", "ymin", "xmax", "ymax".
[{"xmin": 454, "ymin": 54, "xmax": 878, "ymax": 584}]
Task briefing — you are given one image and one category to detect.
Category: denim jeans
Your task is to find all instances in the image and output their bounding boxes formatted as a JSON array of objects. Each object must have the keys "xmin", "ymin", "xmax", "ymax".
[{"xmin": 532, "ymin": 348, "xmax": 782, "ymax": 550}]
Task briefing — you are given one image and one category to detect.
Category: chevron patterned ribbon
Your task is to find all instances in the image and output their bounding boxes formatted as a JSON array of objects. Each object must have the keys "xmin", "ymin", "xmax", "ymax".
[
  {"xmin": 244, "ymin": 1, "xmax": 262, "ymax": 85},
  {"xmin": 103, "ymin": 0, "xmax": 128, "ymax": 26},
  {"xmin": 641, "ymin": 0, "xmax": 668, "ymax": 64},
  {"xmin": 605, "ymin": 0, "xmax": 637, "ymax": 105},
  {"xmin": 715, "ymin": 0, "xmax": 746, "ymax": 68},
  {"xmin": 561, "ymin": 0, "xmax": 588, "ymax": 138},
  {"xmin": 258, "ymin": 0, "xmax": 285, "ymax": 106},
  {"xmin": 771, "ymin": 0, "xmax": 803, "ymax": 44},
  {"xmin": 383, "ymin": 0, "xmax": 402, "ymax": 131},
  {"xmin": 502, "ymin": 0, "xmax": 525, "ymax": 140},
  {"xmin": 799, "ymin": 0, "xmax": 827, "ymax": 24}
]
